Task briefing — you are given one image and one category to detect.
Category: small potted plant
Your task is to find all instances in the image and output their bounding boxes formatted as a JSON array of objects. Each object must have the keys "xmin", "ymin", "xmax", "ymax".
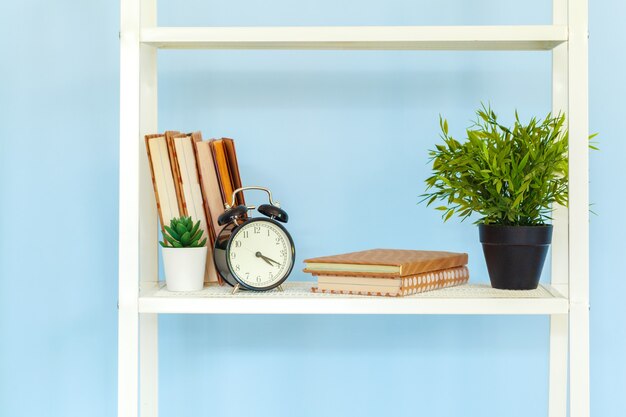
[
  {"xmin": 161, "ymin": 216, "xmax": 208, "ymax": 291},
  {"xmin": 421, "ymin": 105, "xmax": 592, "ymax": 290}
]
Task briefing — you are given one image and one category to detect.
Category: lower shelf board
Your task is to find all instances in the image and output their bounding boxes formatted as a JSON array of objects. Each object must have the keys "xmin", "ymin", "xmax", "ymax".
[{"xmin": 137, "ymin": 281, "xmax": 568, "ymax": 315}]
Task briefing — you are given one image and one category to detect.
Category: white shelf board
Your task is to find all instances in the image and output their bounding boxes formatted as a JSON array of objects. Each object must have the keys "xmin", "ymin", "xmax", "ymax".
[
  {"xmin": 141, "ymin": 25, "xmax": 567, "ymax": 51},
  {"xmin": 138, "ymin": 281, "xmax": 568, "ymax": 315}
]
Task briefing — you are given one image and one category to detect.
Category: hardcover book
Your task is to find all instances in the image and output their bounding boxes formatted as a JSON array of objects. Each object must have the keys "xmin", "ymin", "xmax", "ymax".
[
  {"xmin": 145, "ymin": 134, "xmax": 181, "ymax": 230},
  {"xmin": 222, "ymin": 138, "xmax": 246, "ymax": 206},
  {"xmin": 304, "ymin": 249, "xmax": 468, "ymax": 278},
  {"xmin": 210, "ymin": 138, "xmax": 246, "ymax": 208},
  {"xmin": 311, "ymin": 266, "xmax": 470, "ymax": 297},
  {"xmin": 164, "ymin": 130, "xmax": 184, "ymax": 214},
  {"xmin": 171, "ymin": 132, "xmax": 218, "ymax": 283},
  {"xmin": 195, "ymin": 140, "xmax": 224, "ymax": 244}
]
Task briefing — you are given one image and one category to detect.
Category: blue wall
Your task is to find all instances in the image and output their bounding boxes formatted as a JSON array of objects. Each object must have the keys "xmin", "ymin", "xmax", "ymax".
[{"xmin": 0, "ymin": 1, "xmax": 623, "ymax": 416}]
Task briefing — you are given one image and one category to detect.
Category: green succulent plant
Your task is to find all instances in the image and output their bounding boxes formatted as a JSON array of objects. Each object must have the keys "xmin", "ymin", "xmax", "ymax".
[
  {"xmin": 160, "ymin": 216, "xmax": 207, "ymax": 248},
  {"xmin": 421, "ymin": 104, "xmax": 597, "ymax": 226}
]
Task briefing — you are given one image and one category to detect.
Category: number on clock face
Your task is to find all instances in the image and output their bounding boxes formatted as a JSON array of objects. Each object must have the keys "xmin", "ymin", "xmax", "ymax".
[{"xmin": 228, "ymin": 220, "xmax": 293, "ymax": 288}]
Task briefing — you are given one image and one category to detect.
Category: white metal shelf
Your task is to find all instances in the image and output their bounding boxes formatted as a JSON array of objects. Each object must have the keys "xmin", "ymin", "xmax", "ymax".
[
  {"xmin": 119, "ymin": 0, "xmax": 590, "ymax": 415},
  {"xmin": 141, "ymin": 25, "xmax": 567, "ymax": 50},
  {"xmin": 138, "ymin": 281, "xmax": 568, "ymax": 315}
]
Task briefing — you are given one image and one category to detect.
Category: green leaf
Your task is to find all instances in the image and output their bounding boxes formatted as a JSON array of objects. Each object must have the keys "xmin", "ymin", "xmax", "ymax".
[
  {"xmin": 190, "ymin": 228, "xmax": 203, "ymax": 242},
  {"xmin": 180, "ymin": 231, "xmax": 191, "ymax": 246},
  {"xmin": 190, "ymin": 220, "xmax": 200, "ymax": 237},
  {"xmin": 518, "ymin": 152, "xmax": 530, "ymax": 172},
  {"xmin": 511, "ymin": 193, "xmax": 524, "ymax": 209},
  {"xmin": 164, "ymin": 225, "xmax": 180, "ymax": 241},
  {"xmin": 163, "ymin": 231, "xmax": 178, "ymax": 247}
]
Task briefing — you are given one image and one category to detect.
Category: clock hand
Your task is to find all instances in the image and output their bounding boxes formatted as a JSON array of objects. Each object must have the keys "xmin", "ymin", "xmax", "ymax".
[
  {"xmin": 262, "ymin": 255, "xmax": 282, "ymax": 267},
  {"xmin": 255, "ymin": 251, "xmax": 275, "ymax": 267},
  {"xmin": 255, "ymin": 251, "xmax": 282, "ymax": 267}
]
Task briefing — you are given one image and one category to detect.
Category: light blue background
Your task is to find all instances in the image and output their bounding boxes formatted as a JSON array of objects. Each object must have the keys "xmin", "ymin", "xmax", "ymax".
[{"xmin": 0, "ymin": 1, "xmax": 623, "ymax": 416}]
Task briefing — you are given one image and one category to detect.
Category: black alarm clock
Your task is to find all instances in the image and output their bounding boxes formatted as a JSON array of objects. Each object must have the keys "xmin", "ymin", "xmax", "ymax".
[{"xmin": 213, "ymin": 186, "xmax": 295, "ymax": 293}]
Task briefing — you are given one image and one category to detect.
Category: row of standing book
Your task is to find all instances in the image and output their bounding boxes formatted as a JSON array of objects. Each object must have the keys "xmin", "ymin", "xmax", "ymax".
[{"xmin": 145, "ymin": 131, "xmax": 245, "ymax": 284}]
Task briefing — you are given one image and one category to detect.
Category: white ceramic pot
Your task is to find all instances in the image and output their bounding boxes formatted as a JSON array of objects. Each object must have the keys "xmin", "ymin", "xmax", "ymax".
[{"xmin": 162, "ymin": 246, "xmax": 207, "ymax": 291}]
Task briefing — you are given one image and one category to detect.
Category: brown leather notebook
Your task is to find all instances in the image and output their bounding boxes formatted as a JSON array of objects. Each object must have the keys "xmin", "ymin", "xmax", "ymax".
[{"xmin": 304, "ymin": 249, "xmax": 468, "ymax": 278}]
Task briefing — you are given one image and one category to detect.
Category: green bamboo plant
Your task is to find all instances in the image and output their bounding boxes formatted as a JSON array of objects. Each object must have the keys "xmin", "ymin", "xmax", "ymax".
[
  {"xmin": 160, "ymin": 216, "xmax": 207, "ymax": 248},
  {"xmin": 421, "ymin": 105, "xmax": 596, "ymax": 226}
]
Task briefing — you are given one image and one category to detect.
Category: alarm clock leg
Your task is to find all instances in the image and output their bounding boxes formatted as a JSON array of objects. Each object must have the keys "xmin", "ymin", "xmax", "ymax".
[
  {"xmin": 277, "ymin": 285, "xmax": 284, "ymax": 292},
  {"xmin": 231, "ymin": 284, "xmax": 240, "ymax": 295}
]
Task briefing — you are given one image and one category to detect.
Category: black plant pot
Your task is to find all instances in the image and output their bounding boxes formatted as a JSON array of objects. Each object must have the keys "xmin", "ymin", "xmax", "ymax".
[{"xmin": 478, "ymin": 224, "xmax": 553, "ymax": 290}]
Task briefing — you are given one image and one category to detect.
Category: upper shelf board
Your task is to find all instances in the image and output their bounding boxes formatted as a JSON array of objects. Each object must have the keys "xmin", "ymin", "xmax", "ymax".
[{"xmin": 139, "ymin": 25, "xmax": 568, "ymax": 51}]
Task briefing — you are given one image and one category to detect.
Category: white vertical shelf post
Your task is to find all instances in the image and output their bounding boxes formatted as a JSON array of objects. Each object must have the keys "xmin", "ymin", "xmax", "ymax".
[
  {"xmin": 549, "ymin": 0, "xmax": 570, "ymax": 416},
  {"xmin": 118, "ymin": 0, "xmax": 141, "ymax": 415},
  {"xmin": 568, "ymin": 0, "xmax": 590, "ymax": 416},
  {"xmin": 551, "ymin": 0, "xmax": 570, "ymax": 299},
  {"xmin": 120, "ymin": 0, "xmax": 159, "ymax": 416},
  {"xmin": 138, "ymin": 0, "xmax": 159, "ymax": 415}
]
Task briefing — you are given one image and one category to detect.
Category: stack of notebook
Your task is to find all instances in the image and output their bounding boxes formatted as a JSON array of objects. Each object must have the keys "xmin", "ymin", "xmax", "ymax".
[
  {"xmin": 145, "ymin": 132, "xmax": 245, "ymax": 285},
  {"xmin": 304, "ymin": 249, "xmax": 469, "ymax": 297}
]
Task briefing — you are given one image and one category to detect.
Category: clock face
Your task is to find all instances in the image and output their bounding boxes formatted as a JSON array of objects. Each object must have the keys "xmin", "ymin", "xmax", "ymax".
[{"xmin": 227, "ymin": 219, "xmax": 294, "ymax": 289}]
